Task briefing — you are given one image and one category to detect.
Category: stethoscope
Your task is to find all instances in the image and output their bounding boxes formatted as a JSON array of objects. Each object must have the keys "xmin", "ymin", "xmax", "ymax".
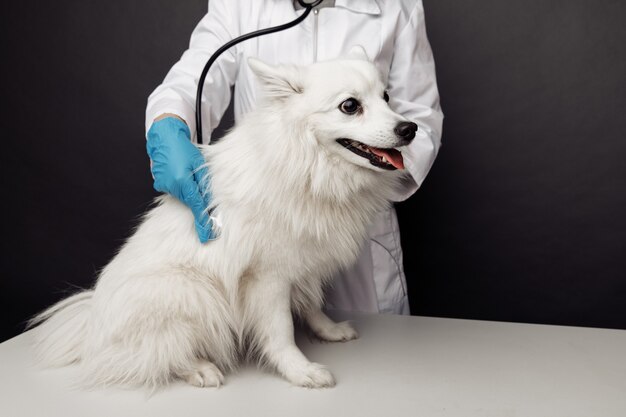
[{"xmin": 195, "ymin": 0, "xmax": 324, "ymax": 145}]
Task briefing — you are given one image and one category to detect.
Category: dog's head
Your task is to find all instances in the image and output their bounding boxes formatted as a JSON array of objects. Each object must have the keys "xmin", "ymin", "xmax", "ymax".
[{"xmin": 248, "ymin": 46, "xmax": 416, "ymax": 173}]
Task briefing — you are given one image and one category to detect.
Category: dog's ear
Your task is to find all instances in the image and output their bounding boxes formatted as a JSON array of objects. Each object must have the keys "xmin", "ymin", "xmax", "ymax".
[
  {"xmin": 347, "ymin": 45, "xmax": 370, "ymax": 62},
  {"xmin": 248, "ymin": 58, "xmax": 303, "ymax": 100}
]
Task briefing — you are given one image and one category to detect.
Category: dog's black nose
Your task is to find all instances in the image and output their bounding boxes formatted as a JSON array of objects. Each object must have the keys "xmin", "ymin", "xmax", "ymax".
[{"xmin": 394, "ymin": 121, "xmax": 418, "ymax": 142}]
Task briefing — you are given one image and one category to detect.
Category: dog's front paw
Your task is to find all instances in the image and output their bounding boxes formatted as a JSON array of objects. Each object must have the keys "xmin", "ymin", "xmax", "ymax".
[
  {"xmin": 285, "ymin": 362, "xmax": 336, "ymax": 388},
  {"xmin": 314, "ymin": 320, "xmax": 359, "ymax": 342}
]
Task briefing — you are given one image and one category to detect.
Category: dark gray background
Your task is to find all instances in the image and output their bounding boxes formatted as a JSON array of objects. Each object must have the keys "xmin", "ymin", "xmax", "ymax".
[{"xmin": 1, "ymin": 0, "xmax": 625, "ymax": 342}]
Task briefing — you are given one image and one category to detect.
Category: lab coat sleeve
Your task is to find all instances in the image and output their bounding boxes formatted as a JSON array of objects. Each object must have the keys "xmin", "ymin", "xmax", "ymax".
[
  {"xmin": 145, "ymin": 0, "xmax": 240, "ymax": 142},
  {"xmin": 387, "ymin": 0, "xmax": 444, "ymax": 201}
]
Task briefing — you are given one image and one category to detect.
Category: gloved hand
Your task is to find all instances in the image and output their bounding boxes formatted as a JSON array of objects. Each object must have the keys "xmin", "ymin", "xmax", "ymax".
[{"xmin": 146, "ymin": 117, "xmax": 218, "ymax": 243}]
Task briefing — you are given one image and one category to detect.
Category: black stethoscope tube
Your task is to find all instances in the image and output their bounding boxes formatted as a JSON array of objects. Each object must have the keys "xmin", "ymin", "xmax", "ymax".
[{"xmin": 195, "ymin": 0, "xmax": 323, "ymax": 145}]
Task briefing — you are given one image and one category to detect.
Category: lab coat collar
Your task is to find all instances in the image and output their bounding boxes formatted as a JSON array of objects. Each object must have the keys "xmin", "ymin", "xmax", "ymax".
[{"xmin": 335, "ymin": 0, "xmax": 381, "ymax": 15}]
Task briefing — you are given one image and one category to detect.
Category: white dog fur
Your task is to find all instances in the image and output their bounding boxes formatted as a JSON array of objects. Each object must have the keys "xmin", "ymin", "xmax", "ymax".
[{"xmin": 30, "ymin": 46, "xmax": 414, "ymax": 390}]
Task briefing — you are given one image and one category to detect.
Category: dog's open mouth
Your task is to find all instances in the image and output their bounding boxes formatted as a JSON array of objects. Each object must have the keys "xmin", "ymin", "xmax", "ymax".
[{"xmin": 336, "ymin": 139, "xmax": 404, "ymax": 170}]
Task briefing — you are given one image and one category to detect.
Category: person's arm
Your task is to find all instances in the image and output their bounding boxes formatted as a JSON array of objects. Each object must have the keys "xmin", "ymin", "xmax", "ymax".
[
  {"xmin": 154, "ymin": 113, "xmax": 184, "ymax": 123},
  {"xmin": 145, "ymin": 0, "xmax": 241, "ymax": 140},
  {"xmin": 145, "ymin": 0, "xmax": 241, "ymax": 243},
  {"xmin": 387, "ymin": 0, "xmax": 444, "ymax": 201}
]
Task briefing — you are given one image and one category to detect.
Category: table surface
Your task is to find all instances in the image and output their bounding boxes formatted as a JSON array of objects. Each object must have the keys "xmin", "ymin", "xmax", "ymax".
[{"xmin": 1, "ymin": 311, "xmax": 625, "ymax": 417}]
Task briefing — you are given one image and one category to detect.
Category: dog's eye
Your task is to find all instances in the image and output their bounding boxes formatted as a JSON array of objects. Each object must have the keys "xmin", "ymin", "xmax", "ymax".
[
  {"xmin": 339, "ymin": 98, "xmax": 361, "ymax": 115},
  {"xmin": 383, "ymin": 91, "xmax": 390, "ymax": 102}
]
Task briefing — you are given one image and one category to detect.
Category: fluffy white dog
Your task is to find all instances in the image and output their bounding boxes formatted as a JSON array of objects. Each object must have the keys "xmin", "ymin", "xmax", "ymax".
[{"xmin": 30, "ymin": 46, "xmax": 417, "ymax": 390}]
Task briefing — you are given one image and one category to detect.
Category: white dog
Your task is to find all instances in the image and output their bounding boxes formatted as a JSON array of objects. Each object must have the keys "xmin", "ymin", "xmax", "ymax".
[{"xmin": 30, "ymin": 46, "xmax": 417, "ymax": 390}]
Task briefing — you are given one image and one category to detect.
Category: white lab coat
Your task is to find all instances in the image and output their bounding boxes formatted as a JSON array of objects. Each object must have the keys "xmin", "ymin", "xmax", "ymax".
[{"xmin": 146, "ymin": 0, "xmax": 443, "ymax": 315}]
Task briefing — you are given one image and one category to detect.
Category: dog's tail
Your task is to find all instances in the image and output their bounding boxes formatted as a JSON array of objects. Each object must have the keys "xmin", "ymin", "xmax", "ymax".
[{"xmin": 27, "ymin": 290, "xmax": 93, "ymax": 367}]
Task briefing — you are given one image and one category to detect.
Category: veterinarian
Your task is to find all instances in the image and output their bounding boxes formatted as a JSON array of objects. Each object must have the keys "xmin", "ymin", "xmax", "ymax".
[{"xmin": 145, "ymin": 0, "xmax": 443, "ymax": 315}]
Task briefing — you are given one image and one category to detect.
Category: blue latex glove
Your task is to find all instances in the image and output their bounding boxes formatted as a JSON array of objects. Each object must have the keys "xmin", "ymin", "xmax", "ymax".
[{"xmin": 146, "ymin": 117, "xmax": 218, "ymax": 243}]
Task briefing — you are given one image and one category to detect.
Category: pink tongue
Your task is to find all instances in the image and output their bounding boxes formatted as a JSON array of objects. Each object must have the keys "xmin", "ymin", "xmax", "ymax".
[{"xmin": 370, "ymin": 147, "xmax": 405, "ymax": 170}]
